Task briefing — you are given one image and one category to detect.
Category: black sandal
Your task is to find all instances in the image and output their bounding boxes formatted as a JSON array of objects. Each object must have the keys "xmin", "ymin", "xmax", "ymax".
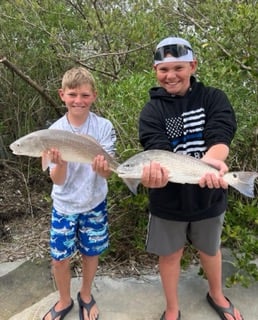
[
  {"xmin": 207, "ymin": 292, "xmax": 244, "ymax": 320},
  {"xmin": 160, "ymin": 310, "xmax": 181, "ymax": 320},
  {"xmin": 42, "ymin": 299, "xmax": 74, "ymax": 320},
  {"xmin": 77, "ymin": 292, "xmax": 99, "ymax": 320}
]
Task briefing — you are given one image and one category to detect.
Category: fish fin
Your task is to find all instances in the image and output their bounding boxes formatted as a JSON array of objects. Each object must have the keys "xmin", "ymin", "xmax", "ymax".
[
  {"xmin": 41, "ymin": 152, "xmax": 51, "ymax": 171},
  {"xmin": 229, "ymin": 172, "xmax": 258, "ymax": 198},
  {"xmin": 122, "ymin": 178, "xmax": 140, "ymax": 195}
]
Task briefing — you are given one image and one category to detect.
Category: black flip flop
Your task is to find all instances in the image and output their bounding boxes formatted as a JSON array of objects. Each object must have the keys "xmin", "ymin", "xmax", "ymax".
[
  {"xmin": 42, "ymin": 299, "xmax": 74, "ymax": 320},
  {"xmin": 77, "ymin": 292, "xmax": 99, "ymax": 320},
  {"xmin": 160, "ymin": 310, "xmax": 181, "ymax": 320},
  {"xmin": 207, "ymin": 292, "xmax": 244, "ymax": 320}
]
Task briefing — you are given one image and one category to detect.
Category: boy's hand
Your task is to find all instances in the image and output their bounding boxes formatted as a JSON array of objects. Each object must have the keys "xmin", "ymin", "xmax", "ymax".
[
  {"xmin": 42, "ymin": 148, "xmax": 66, "ymax": 171},
  {"xmin": 42, "ymin": 148, "xmax": 65, "ymax": 166},
  {"xmin": 199, "ymin": 157, "xmax": 228, "ymax": 189},
  {"xmin": 141, "ymin": 161, "xmax": 169, "ymax": 188},
  {"xmin": 92, "ymin": 155, "xmax": 112, "ymax": 178}
]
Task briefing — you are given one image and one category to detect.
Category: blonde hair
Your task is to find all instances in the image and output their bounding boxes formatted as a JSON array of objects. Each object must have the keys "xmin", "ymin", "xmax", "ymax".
[{"xmin": 61, "ymin": 67, "xmax": 97, "ymax": 91}]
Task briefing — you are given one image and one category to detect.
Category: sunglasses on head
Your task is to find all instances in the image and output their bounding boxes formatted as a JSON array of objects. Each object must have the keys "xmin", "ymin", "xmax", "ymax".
[{"xmin": 154, "ymin": 44, "xmax": 192, "ymax": 61}]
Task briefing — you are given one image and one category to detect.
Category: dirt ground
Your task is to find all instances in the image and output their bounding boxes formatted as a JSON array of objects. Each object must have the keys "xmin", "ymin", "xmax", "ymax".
[
  {"xmin": 0, "ymin": 161, "xmax": 158, "ymax": 277},
  {"xmin": 0, "ymin": 162, "xmax": 51, "ymax": 262}
]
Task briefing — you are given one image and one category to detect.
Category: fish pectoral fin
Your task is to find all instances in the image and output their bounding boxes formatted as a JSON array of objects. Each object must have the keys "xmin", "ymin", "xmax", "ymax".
[
  {"xmin": 122, "ymin": 178, "xmax": 140, "ymax": 195},
  {"xmin": 41, "ymin": 151, "xmax": 51, "ymax": 171}
]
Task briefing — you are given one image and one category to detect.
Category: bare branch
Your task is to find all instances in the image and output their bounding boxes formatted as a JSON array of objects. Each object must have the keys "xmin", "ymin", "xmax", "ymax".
[{"xmin": 0, "ymin": 57, "xmax": 62, "ymax": 116}]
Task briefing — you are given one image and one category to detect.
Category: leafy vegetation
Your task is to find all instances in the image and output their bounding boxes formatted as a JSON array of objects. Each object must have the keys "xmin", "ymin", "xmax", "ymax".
[{"xmin": 0, "ymin": 0, "xmax": 257, "ymax": 285}]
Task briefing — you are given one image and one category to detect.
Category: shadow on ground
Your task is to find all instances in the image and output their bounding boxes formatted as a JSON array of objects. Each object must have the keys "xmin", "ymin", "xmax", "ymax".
[{"xmin": 0, "ymin": 260, "xmax": 54, "ymax": 320}]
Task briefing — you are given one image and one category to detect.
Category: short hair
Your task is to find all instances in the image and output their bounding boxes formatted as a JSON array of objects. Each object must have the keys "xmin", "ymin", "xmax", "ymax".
[{"xmin": 61, "ymin": 67, "xmax": 97, "ymax": 91}]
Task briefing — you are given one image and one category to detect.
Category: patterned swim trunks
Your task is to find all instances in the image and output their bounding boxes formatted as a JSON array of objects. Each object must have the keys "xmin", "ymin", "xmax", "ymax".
[{"xmin": 50, "ymin": 200, "xmax": 108, "ymax": 260}]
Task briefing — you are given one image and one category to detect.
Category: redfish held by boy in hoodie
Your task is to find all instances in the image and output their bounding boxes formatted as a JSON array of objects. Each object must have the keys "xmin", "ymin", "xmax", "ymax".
[{"xmin": 116, "ymin": 149, "xmax": 258, "ymax": 197}]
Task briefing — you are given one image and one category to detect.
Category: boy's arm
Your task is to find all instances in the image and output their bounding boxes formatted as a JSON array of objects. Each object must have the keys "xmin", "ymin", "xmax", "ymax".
[
  {"xmin": 92, "ymin": 120, "xmax": 116, "ymax": 179},
  {"xmin": 42, "ymin": 149, "xmax": 67, "ymax": 185},
  {"xmin": 92, "ymin": 154, "xmax": 113, "ymax": 179},
  {"xmin": 202, "ymin": 143, "xmax": 229, "ymax": 162},
  {"xmin": 199, "ymin": 143, "xmax": 229, "ymax": 189}
]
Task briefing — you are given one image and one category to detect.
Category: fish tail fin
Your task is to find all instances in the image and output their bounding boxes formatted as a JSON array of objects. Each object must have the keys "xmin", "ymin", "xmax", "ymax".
[
  {"xmin": 122, "ymin": 178, "xmax": 140, "ymax": 195},
  {"xmin": 229, "ymin": 171, "xmax": 258, "ymax": 198}
]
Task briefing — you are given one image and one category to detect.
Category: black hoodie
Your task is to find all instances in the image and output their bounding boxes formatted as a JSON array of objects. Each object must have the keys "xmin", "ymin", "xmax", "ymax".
[{"xmin": 139, "ymin": 76, "xmax": 237, "ymax": 221}]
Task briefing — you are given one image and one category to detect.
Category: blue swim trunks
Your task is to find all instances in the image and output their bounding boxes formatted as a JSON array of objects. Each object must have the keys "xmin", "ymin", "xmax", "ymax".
[{"xmin": 50, "ymin": 200, "xmax": 109, "ymax": 261}]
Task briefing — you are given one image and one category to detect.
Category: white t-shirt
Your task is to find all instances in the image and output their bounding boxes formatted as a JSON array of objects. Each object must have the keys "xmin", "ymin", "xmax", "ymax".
[{"xmin": 49, "ymin": 112, "xmax": 116, "ymax": 215}]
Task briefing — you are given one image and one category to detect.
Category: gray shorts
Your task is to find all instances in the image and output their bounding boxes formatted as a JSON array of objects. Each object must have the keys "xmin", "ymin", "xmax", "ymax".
[{"xmin": 146, "ymin": 213, "xmax": 225, "ymax": 256}]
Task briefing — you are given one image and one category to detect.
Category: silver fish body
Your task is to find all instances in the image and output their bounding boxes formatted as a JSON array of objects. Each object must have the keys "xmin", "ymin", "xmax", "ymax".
[
  {"xmin": 9, "ymin": 129, "xmax": 138, "ymax": 194},
  {"xmin": 117, "ymin": 149, "xmax": 258, "ymax": 197},
  {"xmin": 10, "ymin": 129, "xmax": 118, "ymax": 169}
]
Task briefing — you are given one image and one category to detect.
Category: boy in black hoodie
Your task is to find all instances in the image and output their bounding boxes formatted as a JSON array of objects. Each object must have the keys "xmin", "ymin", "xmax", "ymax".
[{"xmin": 139, "ymin": 37, "xmax": 243, "ymax": 320}]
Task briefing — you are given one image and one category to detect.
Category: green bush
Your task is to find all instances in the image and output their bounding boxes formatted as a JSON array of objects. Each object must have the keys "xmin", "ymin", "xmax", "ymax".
[{"xmin": 1, "ymin": 0, "xmax": 257, "ymax": 285}]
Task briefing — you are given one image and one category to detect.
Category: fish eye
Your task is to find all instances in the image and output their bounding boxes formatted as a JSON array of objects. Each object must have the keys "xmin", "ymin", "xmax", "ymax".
[{"xmin": 233, "ymin": 173, "xmax": 237, "ymax": 178}]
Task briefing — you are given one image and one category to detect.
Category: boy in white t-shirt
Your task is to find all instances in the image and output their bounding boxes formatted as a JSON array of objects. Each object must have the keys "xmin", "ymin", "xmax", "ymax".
[{"xmin": 42, "ymin": 67, "xmax": 116, "ymax": 320}]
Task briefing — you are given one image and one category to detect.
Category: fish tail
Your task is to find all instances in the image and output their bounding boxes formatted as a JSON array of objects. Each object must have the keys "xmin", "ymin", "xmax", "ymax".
[
  {"xmin": 122, "ymin": 178, "xmax": 140, "ymax": 195},
  {"xmin": 229, "ymin": 172, "xmax": 258, "ymax": 198}
]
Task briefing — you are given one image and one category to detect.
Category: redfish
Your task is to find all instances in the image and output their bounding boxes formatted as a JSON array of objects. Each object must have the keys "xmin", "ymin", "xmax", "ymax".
[
  {"xmin": 117, "ymin": 149, "xmax": 258, "ymax": 197},
  {"xmin": 10, "ymin": 129, "xmax": 138, "ymax": 194}
]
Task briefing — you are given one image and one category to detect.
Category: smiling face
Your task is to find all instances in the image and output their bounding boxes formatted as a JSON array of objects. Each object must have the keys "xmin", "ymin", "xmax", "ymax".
[
  {"xmin": 154, "ymin": 60, "xmax": 197, "ymax": 96},
  {"xmin": 58, "ymin": 84, "xmax": 97, "ymax": 121}
]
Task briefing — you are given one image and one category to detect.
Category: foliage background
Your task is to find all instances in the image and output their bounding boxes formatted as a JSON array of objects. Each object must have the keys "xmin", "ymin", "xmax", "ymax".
[{"xmin": 0, "ymin": 0, "xmax": 257, "ymax": 286}]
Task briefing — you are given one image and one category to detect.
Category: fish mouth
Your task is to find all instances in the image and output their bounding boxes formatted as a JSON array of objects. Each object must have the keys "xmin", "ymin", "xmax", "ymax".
[
  {"xmin": 9, "ymin": 144, "xmax": 16, "ymax": 152},
  {"xmin": 9, "ymin": 144, "xmax": 22, "ymax": 155},
  {"xmin": 10, "ymin": 150, "xmax": 21, "ymax": 155}
]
